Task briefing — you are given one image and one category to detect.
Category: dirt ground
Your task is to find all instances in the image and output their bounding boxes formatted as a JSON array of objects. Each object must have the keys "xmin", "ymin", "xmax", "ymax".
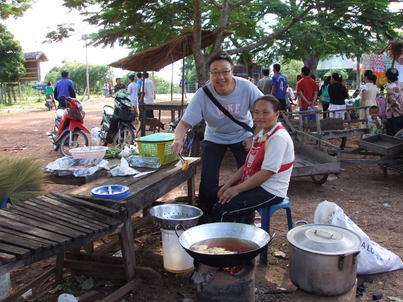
[{"xmin": 0, "ymin": 97, "xmax": 402, "ymax": 302}]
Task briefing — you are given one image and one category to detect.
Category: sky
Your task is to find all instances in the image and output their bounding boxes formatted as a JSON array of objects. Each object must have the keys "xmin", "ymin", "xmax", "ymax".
[
  {"xmin": 2, "ymin": 0, "xmax": 181, "ymax": 83},
  {"xmin": 2, "ymin": 0, "xmax": 402, "ymax": 84}
]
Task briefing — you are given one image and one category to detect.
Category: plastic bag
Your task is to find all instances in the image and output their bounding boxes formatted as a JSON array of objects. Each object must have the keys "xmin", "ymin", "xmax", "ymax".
[
  {"xmin": 314, "ymin": 201, "xmax": 403, "ymax": 275},
  {"xmin": 110, "ymin": 157, "xmax": 139, "ymax": 176},
  {"xmin": 45, "ymin": 157, "xmax": 109, "ymax": 177},
  {"xmin": 126, "ymin": 155, "xmax": 161, "ymax": 169}
]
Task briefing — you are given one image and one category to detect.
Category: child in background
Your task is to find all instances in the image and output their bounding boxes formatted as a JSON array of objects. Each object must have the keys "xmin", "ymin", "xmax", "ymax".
[{"xmin": 364, "ymin": 106, "xmax": 383, "ymax": 138}]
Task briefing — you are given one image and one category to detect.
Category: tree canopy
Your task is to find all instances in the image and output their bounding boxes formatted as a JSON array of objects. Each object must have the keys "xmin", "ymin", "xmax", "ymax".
[
  {"xmin": 0, "ymin": 24, "xmax": 25, "ymax": 83},
  {"xmin": 0, "ymin": 0, "xmax": 33, "ymax": 19}
]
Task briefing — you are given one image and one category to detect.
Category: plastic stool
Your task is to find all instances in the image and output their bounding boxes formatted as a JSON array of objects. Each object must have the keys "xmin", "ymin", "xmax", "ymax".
[{"xmin": 258, "ymin": 196, "xmax": 293, "ymax": 265}]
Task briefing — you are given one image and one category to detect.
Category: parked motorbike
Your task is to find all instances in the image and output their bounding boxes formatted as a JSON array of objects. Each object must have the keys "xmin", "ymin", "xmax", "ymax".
[
  {"xmin": 99, "ymin": 95, "xmax": 136, "ymax": 147},
  {"xmin": 46, "ymin": 97, "xmax": 90, "ymax": 156},
  {"xmin": 45, "ymin": 96, "xmax": 55, "ymax": 111}
]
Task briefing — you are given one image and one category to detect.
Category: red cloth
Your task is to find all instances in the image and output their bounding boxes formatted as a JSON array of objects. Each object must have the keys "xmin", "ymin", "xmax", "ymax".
[
  {"xmin": 297, "ymin": 76, "xmax": 318, "ymax": 109},
  {"xmin": 239, "ymin": 125, "xmax": 294, "ymax": 184}
]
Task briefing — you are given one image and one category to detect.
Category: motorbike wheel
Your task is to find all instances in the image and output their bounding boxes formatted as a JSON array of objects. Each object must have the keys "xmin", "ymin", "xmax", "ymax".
[
  {"xmin": 113, "ymin": 126, "xmax": 135, "ymax": 147},
  {"xmin": 59, "ymin": 130, "xmax": 88, "ymax": 157}
]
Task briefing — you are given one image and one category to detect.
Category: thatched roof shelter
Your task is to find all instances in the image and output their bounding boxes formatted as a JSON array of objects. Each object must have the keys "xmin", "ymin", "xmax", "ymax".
[
  {"xmin": 21, "ymin": 52, "xmax": 48, "ymax": 82},
  {"xmin": 109, "ymin": 30, "xmax": 230, "ymax": 71}
]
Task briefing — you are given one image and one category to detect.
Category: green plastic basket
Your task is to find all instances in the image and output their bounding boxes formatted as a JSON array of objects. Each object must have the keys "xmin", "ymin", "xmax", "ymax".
[{"xmin": 135, "ymin": 133, "xmax": 178, "ymax": 165}]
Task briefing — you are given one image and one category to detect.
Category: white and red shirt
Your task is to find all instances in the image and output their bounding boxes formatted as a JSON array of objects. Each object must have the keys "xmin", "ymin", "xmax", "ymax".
[{"xmin": 241, "ymin": 122, "xmax": 294, "ymax": 197}]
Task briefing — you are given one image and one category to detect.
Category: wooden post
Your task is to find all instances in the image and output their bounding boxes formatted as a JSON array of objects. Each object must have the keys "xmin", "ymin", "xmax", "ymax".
[
  {"xmin": 119, "ymin": 219, "xmax": 136, "ymax": 281},
  {"xmin": 55, "ymin": 253, "xmax": 65, "ymax": 282}
]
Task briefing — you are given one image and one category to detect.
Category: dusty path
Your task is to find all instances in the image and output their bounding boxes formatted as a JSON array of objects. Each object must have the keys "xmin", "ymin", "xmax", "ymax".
[{"xmin": 0, "ymin": 96, "xmax": 402, "ymax": 301}]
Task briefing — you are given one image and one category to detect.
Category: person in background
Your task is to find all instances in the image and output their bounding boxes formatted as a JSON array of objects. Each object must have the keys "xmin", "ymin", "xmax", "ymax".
[
  {"xmin": 271, "ymin": 64, "xmax": 288, "ymax": 111},
  {"xmin": 212, "ymin": 95, "xmax": 294, "ymax": 223},
  {"xmin": 179, "ymin": 79, "xmax": 188, "ymax": 98},
  {"xmin": 127, "ymin": 74, "xmax": 139, "ymax": 120},
  {"xmin": 172, "ymin": 51, "xmax": 263, "ymax": 222},
  {"xmin": 45, "ymin": 81, "xmax": 56, "ymax": 109},
  {"xmin": 364, "ymin": 106, "xmax": 383, "ymax": 138},
  {"xmin": 257, "ymin": 68, "xmax": 272, "ymax": 95},
  {"xmin": 114, "ymin": 78, "xmax": 126, "ymax": 94},
  {"xmin": 142, "ymin": 72, "xmax": 156, "ymax": 118},
  {"xmin": 385, "ymin": 68, "xmax": 403, "ymax": 136},
  {"xmin": 54, "ymin": 71, "xmax": 76, "ymax": 108},
  {"xmin": 328, "ymin": 73, "xmax": 349, "ymax": 120},
  {"xmin": 286, "ymin": 85, "xmax": 295, "ymax": 112},
  {"xmin": 318, "ymin": 76, "xmax": 331, "ymax": 119},
  {"xmin": 361, "ymin": 70, "xmax": 378, "ymax": 121},
  {"xmin": 297, "ymin": 66, "xmax": 318, "ymax": 121},
  {"xmin": 136, "ymin": 72, "xmax": 143, "ymax": 95}
]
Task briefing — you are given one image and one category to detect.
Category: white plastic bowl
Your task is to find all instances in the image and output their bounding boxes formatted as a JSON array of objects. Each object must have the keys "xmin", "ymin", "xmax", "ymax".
[{"xmin": 69, "ymin": 146, "xmax": 107, "ymax": 160}]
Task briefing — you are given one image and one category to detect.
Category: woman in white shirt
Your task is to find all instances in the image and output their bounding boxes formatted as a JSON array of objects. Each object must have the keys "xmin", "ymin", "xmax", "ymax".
[
  {"xmin": 360, "ymin": 71, "xmax": 378, "ymax": 120},
  {"xmin": 212, "ymin": 95, "xmax": 295, "ymax": 223}
]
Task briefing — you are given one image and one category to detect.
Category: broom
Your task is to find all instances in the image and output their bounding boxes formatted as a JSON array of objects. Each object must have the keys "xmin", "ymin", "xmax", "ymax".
[{"xmin": 0, "ymin": 156, "xmax": 46, "ymax": 207}]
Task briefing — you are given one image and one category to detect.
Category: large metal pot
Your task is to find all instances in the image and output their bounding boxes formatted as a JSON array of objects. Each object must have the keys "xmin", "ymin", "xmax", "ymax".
[
  {"xmin": 287, "ymin": 224, "xmax": 361, "ymax": 296},
  {"xmin": 176, "ymin": 222, "xmax": 273, "ymax": 267},
  {"xmin": 149, "ymin": 204, "xmax": 203, "ymax": 230}
]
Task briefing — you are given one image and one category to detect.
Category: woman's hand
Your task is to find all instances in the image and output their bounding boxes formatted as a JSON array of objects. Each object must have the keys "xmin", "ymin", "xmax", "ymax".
[
  {"xmin": 242, "ymin": 138, "xmax": 253, "ymax": 151},
  {"xmin": 218, "ymin": 186, "xmax": 241, "ymax": 204}
]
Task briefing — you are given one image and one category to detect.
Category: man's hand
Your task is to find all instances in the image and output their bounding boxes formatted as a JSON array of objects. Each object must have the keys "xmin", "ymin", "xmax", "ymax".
[
  {"xmin": 218, "ymin": 186, "xmax": 241, "ymax": 204},
  {"xmin": 172, "ymin": 139, "xmax": 184, "ymax": 155}
]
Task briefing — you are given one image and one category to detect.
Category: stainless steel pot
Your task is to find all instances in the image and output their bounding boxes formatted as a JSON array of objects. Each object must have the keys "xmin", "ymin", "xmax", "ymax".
[
  {"xmin": 287, "ymin": 224, "xmax": 361, "ymax": 296},
  {"xmin": 149, "ymin": 204, "xmax": 203, "ymax": 230}
]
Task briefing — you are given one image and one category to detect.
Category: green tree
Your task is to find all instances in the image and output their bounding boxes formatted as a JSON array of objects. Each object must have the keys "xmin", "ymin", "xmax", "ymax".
[
  {"xmin": 55, "ymin": 0, "xmax": 313, "ymax": 85},
  {"xmin": 0, "ymin": 0, "xmax": 32, "ymax": 19},
  {"xmin": 273, "ymin": 0, "xmax": 402, "ymax": 75},
  {"xmin": 45, "ymin": 62, "xmax": 113, "ymax": 95},
  {"xmin": 0, "ymin": 24, "xmax": 25, "ymax": 83}
]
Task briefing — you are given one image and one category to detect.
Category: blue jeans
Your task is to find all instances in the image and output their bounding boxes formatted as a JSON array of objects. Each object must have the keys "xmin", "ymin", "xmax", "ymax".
[
  {"xmin": 198, "ymin": 140, "xmax": 247, "ymax": 215},
  {"xmin": 300, "ymin": 107, "xmax": 316, "ymax": 121}
]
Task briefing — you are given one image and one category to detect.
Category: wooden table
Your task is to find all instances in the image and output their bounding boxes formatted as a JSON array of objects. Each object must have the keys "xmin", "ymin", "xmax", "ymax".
[{"xmin": 140, "ymin": 101, "xmax": 188, "ymax": 135}]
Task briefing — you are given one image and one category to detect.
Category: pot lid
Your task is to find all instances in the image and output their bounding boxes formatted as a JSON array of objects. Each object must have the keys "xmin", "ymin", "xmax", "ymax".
[{"xmin": 287, "ymin": 224, "xmax": 361, "ymax": 255}]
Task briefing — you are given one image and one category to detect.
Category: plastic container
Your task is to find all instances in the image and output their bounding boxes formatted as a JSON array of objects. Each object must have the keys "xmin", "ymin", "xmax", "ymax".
[
  {"xmin": 69, "ymin": 146, "xmax": 107, "ymax": 160},
  {"xmin": 161, "ymin": 228, "xmax": 194, "ymax": 273},
  {"xmin": 91, "ymin": 185, "xmax": 130, "ymax": 200},
  {"xmin": 135, "ymin": 133, "xmax": 178, "ymax": 165},
  {"xmin": 91, "ymin": 126, "xmax": 100, "ymax": 146}
]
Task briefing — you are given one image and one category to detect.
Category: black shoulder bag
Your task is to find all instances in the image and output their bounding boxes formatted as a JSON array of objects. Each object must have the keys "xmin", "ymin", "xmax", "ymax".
[{"xmin": 202, "ymin": 86, "xmax": 254, "ymax": 133}]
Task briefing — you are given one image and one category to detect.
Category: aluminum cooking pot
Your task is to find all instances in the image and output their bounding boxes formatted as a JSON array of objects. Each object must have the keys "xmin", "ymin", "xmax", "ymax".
[
  {"xmin": 176, "ymin": 222, "xmax": 273, "ymax": 267},
  {"xmin": 287, "ymin": 223, "xmax": 361, "ymax": 296},
  {"xmin": 149, "ymin": 204, "xmax": 203, "ymax": 230}
]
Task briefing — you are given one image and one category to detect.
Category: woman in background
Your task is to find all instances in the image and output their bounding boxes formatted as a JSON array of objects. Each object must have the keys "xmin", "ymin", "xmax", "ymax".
[
  {"xmin": 318, "ymin": 76, "xmax": 331, "ymax": 119},
  {"xmin": 329, "ymin": 73, "xmax": 349, "ymax": 120}
]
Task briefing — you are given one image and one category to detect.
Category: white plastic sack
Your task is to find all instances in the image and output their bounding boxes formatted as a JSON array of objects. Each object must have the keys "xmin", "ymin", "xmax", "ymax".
[
  {"xmin": 314, "ymin": 201, "xmax": 403, "ymax": 275},
  {"xmin": 110, "ymin": 157, "xmax": 139, "ymax": 176}
]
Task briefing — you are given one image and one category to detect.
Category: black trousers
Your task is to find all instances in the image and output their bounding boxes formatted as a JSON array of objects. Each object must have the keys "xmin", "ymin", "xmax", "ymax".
[
  {"xmin": 198, "ymin": 140, "xmax": 247, "ymax": 215},
  {"xmin": 322, "ymin": 102, "xmax": 330, "ymax": 119},
  {"xmin": 212, "ymin": 186, "xmax": 283, "ymax": 223},
  {"xmin": 386, "ymin": 116, "xmax": 403, "ymax": 136},
  {"xmin": 278, "ymin": 98, "xmax": 287, "ymax": 111}
]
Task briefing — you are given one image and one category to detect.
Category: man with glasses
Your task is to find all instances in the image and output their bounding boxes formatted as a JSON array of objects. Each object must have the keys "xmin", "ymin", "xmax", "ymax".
[{"xmin": 172, "ymin": 51, "xmax": 262, "ymax": 222}]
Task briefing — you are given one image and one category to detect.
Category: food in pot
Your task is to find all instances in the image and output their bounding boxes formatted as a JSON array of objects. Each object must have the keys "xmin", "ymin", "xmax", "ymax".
[
  {"xmin": 191, "ymin": 244, "xmax": 237, "ymax": 255},
  {"xmin": 190, "ymin": 238, "xmax": 259, "ymax": 255}
]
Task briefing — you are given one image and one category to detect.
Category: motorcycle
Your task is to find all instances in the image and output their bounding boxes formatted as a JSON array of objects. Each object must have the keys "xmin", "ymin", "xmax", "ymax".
[
  {"xmin": 47, "ymin": 97, "xmax": 90, "ymax": 156},
  {"xmin": 45, "ymin": 96, "xmax": 55, "ymax": 111},
  {"xmin": 99, "ymin": 95, "xmax": 136, "ymax": 147}
]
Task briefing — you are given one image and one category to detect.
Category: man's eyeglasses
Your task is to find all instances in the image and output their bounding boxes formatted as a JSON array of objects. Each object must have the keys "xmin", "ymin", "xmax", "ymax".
[{"xmin": 209, "ymin": 70, "xmax": 232, "ymax": 77}]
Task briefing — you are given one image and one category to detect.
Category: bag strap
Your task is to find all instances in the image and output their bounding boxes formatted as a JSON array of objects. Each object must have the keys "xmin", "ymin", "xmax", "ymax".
[{"xmin": 203, "ymin": 86, "xmax": 254, "ymax": 133}]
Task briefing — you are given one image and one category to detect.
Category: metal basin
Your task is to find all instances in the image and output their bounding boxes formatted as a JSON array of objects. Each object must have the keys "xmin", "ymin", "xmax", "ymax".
[
  {"xmin": 149, "ymin": 204, "xmax": 203, "ymax": 230},
  {"xmin": 177, "ymin": 222, "xmax": 272, "ymax": 267}
]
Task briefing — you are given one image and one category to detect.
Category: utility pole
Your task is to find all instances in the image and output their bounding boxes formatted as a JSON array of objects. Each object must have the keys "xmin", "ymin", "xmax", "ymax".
[{"xmin": 82, "ymin": 35, "xmax": 90, "ymax": 99}]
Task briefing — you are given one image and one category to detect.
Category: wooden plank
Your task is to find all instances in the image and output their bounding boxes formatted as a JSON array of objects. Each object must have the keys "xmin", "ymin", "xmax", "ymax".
[
  {"xmin": 37, "ymin": 196, "xmax": 119, "ymax": 226},
  {"xmin": 99, "ymin": 279, "xmax": 137, "ymax": 302},
  {"xmin": 0, "ymin": 223, "xmax": 122, "ymax": 275},
  {"xmin": 119, "ymin": 219, "xmax": 135, "ymax": 281},
  {"xmin": 0, "ymin": 228, "xmax": 57, "ymax": 246},
  {"xmin": 11, "ymin": 204, "xmax": 95, "ymax": 234},
  {"xmin": 0, "ymin": 216, "xmax": 69, "ymax": 244},
  {"xmin": 0, "ymin": 243, "xmax": 31, "ymax": 257},
  {"xmin": 50, "ymin": 192, "xmax": 120, "ymax": 217},
  {"xmin": 0, "ymin": 231, "xmax": 46, "ymax": 250},
  {"xmin": 27, "ymin": 199, "xmax": 107, "ymax": 229},
  {"xmin": 0, "ymin": 210, "xmax": 82, "ymax": 239},
  {"xmin": 72, "ymin": 195, "xmax": 128, "ymax": 211},
  {"xmin": 0, "ymin": 252, "xmax": 16, "ymax": 263}
]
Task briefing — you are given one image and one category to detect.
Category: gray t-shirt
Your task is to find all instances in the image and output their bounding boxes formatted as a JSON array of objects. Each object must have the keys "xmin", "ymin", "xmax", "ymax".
[
  {"xmin": 257, "ymin": 76, "xmax": 272, "ymax": 95},
  {"xmin": 182, "ymin": 77, "xmax": 263, "ymax": 144}
]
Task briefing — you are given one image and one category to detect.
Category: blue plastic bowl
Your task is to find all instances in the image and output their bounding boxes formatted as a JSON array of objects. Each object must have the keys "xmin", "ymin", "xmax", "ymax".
[{"xmin": 91, "ymin": 185, "xmax": 130, "ymax": 200}]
